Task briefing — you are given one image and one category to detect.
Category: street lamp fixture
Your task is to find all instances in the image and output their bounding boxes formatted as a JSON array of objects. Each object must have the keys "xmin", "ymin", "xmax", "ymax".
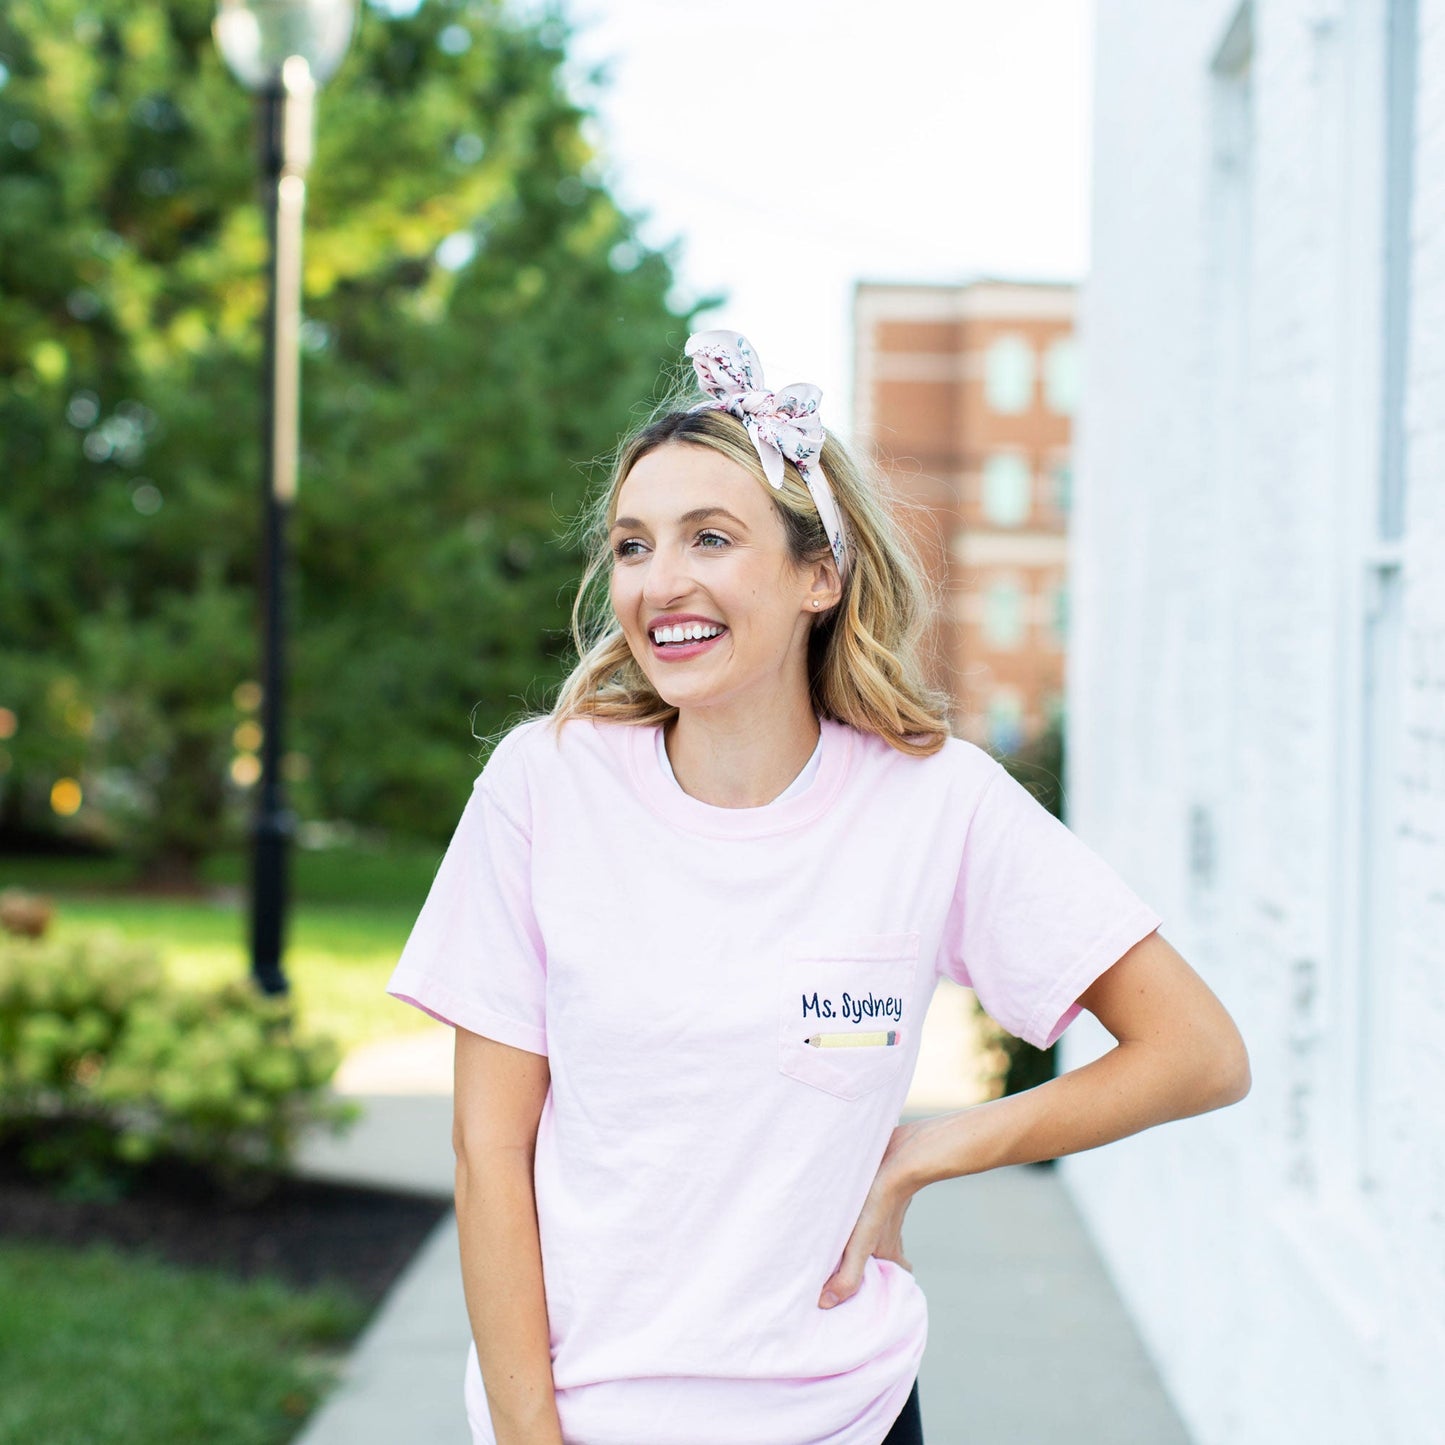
[
  {"xmin": 214, "ymin": 0, "xmax": 356, "ymax": 90},
  {"xmin": 213, "ymin": 0, "xmax": 357, "ymax": 995}
]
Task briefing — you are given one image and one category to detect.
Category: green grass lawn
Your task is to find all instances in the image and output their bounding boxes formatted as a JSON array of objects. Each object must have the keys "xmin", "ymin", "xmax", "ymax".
[
  {"xmin": 0, "ymin": 844, "xmax": 449, "ymax": 1055},
  {"xmin": 0, "ymin": 1239, "xmax": 368, "ymax": 1445},
  {"xmin": 0, "ymin": 846, "xmax": 446, "ymax": 1443}
]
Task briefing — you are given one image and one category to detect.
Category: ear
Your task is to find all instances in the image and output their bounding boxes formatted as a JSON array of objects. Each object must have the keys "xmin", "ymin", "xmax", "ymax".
[{"xmin": 806, "ymin": 559, "xmax": 843, "ymax": 615}]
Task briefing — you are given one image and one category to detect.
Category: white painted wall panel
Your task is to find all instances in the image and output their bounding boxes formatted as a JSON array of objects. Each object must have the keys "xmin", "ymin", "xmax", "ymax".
[{"xmin": 1059, "ymin": 0, "xmax": 1445, "ymax": 1440}]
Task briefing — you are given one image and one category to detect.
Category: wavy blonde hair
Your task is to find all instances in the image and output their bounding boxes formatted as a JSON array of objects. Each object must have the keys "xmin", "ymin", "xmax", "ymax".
[{"xmin": 503, "ymin": 373, "xmax": 955, "ymax": 758}]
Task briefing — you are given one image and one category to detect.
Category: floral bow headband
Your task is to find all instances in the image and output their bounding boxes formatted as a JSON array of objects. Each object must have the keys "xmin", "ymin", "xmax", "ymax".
[{"xmin": 684, "ymin": 330, "xmax": 850, "ymax": 583}]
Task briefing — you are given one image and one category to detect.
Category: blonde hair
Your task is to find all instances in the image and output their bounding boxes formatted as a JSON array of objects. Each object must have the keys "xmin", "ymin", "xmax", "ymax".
[{"xmin": 498, "ymin": 375, "xmax": 955, "ymax": 758}]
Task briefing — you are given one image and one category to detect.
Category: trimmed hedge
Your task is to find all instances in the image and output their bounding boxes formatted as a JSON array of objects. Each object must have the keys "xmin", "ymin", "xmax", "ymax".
[{"xmin": 0, "ymin": 930, "xmax": 358, "ymax": 1198}]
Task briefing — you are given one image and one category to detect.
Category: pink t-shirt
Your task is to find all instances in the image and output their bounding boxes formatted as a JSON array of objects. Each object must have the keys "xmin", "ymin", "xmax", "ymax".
[{"xmin": 386, "ymin": 714, "xmax": 1162, "ymax": 1445}]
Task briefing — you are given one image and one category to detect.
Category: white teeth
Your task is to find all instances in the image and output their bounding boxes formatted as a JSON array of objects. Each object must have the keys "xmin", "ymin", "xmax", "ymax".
[{"xmin": 652, "ymin": 623, "xmax": 723, "ymax": 644}]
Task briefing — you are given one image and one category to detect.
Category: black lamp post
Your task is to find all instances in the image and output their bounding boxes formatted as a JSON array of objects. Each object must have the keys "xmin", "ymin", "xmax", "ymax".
[{"xmin": 213, "ymin": 0, "xmax": 357, "ymax": 995}]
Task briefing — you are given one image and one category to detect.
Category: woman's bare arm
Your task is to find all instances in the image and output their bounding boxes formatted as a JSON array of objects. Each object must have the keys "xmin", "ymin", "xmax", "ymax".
[
  {"xmin": 817, "ymin": 930, "xmax": 1251, "ymax": 1308},
  {"xmin": 897, "ymin": 928, "xmax": 1251, "ymax": 1189},
  {"xmin": 453, "ymin": 1026, "xmax": 564, "ymax": 1445}
]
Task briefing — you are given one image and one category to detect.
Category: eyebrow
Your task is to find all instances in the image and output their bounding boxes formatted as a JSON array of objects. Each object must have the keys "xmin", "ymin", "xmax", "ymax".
[{"xmin": 609, "ymin": 506, "xmax": 749, "ymax": 533}]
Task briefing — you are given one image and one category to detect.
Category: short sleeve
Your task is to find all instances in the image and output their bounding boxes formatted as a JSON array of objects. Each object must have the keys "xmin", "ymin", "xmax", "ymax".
[
  {"xmin": 385, "ymin": 770, "xmax": 548, "ymax": 1057},
  {"xmin": 940, "ymin": 762, "xmax": 1163, "ymax": 1050}
]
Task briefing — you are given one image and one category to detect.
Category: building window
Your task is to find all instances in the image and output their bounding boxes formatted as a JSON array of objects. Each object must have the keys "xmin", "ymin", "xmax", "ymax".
[
  {"xmin": 983, "ymin": 578, "xmax": 1026, "ymax": 649},
  {"xmin": 1051, "ymin": 585, "xmax": 1069, "ymax": 645},
  {"xmin": 982, "ymin": 453, "xmax": 1031, "ymax": 527},
  {"xmin": 987, "ymin": 689, "xmax": 1025, "ymax": 755},
  {"xmin": 1044, "ymin": 336, "xmax": 1080, "ymax": 415},
  {"xmin": 984, "ymin": 334, "xmax": 1035, "ymax": 414}
]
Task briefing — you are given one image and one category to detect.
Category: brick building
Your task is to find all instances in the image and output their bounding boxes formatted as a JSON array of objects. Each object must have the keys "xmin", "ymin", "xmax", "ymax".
[{"xmin": 852, "ymin": 279, "xmax": 1078, "ymax": 754}]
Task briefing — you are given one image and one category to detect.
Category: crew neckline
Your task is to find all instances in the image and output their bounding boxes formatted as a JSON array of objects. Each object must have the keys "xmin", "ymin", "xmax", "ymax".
[
  {"xmin": 655, "ymin": 722, "xmax": 823, "ymax": 805},
  {"xmin": 625, "ymin": 715, "xmax": 854, "ymax": 838}
]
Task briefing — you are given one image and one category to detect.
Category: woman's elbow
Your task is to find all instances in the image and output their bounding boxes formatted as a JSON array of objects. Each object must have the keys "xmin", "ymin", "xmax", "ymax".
[{"xmin": 1202, "ymin": 1025, "xmax": 1252, "ymax": 1110}]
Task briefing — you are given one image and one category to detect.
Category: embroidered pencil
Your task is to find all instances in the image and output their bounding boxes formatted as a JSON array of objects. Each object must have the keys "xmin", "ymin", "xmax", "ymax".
[{"xmin": 803, "ymin": 1030, "xmax": 899, "ymax": 1048}]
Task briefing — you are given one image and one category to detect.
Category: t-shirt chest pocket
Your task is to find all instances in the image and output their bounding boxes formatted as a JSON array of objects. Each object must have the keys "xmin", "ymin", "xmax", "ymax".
[{"xmin": 777, "ymin": 932, "xmax": 921, "ymax": 1101}]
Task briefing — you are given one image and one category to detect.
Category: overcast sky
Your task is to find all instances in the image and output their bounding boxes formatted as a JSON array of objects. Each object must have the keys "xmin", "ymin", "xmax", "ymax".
[{"xmin": 552, "ymin": 0, "xmax": 1095, "ymax": 438}]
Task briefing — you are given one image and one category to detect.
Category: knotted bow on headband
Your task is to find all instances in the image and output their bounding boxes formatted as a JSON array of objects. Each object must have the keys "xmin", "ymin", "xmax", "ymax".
[{"xmin": 684, "ymin": 330, "xmax": 850, "ymax": 582}]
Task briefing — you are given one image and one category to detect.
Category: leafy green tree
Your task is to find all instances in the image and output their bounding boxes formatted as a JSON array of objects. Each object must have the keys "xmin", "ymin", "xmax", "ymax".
[{"xmin": 0, "ymin": 0, "xmax": 694, "ymax": 878}]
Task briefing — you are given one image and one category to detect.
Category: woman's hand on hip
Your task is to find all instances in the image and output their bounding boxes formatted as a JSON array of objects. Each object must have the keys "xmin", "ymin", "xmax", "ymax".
[{"xmin": 817, "ymin": 1121, "xmax": 922, "ymax": 1310}]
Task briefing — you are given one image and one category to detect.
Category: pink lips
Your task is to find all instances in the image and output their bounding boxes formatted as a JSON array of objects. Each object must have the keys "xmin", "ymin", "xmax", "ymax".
[{"xmin": 649, "ymin": 626, "xmax": 727, "ymax": 661}]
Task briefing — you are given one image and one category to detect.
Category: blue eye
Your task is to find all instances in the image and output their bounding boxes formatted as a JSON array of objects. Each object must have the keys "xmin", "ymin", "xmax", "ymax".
[{"xmin": 612, "ymin": 530, "xmax": 731, "ymax": 559}]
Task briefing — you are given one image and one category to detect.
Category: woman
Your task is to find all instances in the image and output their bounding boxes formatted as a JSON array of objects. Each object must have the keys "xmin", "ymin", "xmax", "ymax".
[{"xmin": 386, "ymin": 331, "xmax": 1251, "ymax": 1445}]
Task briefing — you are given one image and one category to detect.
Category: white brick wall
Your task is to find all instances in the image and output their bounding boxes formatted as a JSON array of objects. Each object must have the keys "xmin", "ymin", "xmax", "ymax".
[{"xmin": 1060, "ymin": 1, "xmax": 1445, "ymax": 1441}]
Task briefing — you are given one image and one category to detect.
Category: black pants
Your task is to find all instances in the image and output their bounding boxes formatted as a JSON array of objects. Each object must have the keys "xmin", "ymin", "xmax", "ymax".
[{"xmin": 879, "ymin": 1377, "xmax": 922, "ymax": 1445}]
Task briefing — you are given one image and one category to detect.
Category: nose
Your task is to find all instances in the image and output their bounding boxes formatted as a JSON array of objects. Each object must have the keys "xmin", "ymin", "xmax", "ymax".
[{"xmin": 640, "ymin": 538, "xmax": 696, "ymax": 607}]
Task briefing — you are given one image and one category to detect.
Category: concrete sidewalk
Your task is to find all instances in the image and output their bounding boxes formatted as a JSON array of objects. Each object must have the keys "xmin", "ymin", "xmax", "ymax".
[{"xmin": 292, "ymin": 983, "xmax": 1191, "ymax": 1444}]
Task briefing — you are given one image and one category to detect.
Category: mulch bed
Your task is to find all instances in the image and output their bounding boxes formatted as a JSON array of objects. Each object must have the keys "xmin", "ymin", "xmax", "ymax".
[{"xmin": 0, "ymin": 1141, "xmax": 451, "ymax": 1312}]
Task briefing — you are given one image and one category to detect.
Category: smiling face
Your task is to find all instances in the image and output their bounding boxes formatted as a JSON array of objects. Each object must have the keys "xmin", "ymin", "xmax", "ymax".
[{"xmin": 608, "ymin": 442, "xmax": 831, "ymax": 718}]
